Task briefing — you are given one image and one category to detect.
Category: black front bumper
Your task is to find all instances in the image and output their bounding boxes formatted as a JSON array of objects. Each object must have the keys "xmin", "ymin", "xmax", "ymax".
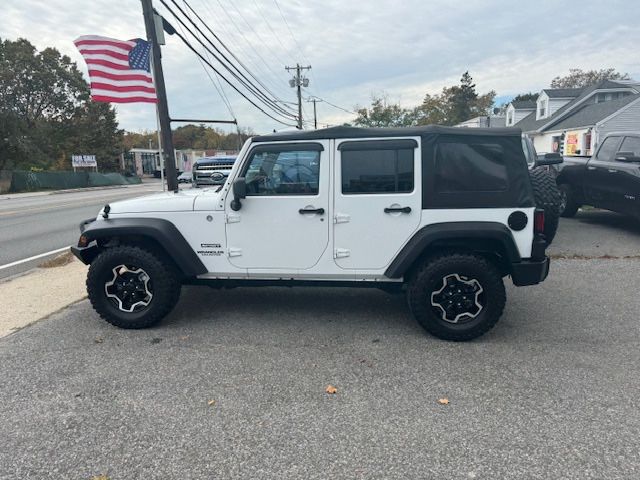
[
  {"xmin": 511, "ymin": 256, "xmax": 550, "ymax": 286},
  {"xmin": 70, "ymin": 244, "xmax": 99, "ymax": 265}
]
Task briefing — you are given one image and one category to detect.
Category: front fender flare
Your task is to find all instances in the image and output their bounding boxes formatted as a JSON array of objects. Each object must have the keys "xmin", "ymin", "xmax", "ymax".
[{"xmin": 74, "ymin": 217, "xmax": 206, "ymax": 278}]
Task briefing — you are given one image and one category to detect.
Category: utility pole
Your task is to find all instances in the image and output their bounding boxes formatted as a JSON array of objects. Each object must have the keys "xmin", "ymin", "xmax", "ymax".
[
  {"xmin": 306, "ymin": 97, "xmax": 322, "ymax": 129},
  {"xmin": 141, "ymin": 0, "xmax": 178, "ymax": 192},
  {"xmin": 286, "ymin": 64, "xmax": 311, "ymax": 129}
]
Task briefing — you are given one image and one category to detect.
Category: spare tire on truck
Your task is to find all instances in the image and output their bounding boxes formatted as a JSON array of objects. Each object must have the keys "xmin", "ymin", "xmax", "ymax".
[{"xmin": 529, "ymin": 167, "xmax": 561, "ymax": 245}]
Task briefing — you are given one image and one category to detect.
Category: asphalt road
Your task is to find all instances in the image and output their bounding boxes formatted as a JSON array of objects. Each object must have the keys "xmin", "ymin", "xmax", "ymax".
[
  {"xmin": 1, "ymin": 210, "xmax": 639, "ymax": 479},
  {"xmin": 0, "ymin": 182, "xmax": 163, "ymax": 278}
]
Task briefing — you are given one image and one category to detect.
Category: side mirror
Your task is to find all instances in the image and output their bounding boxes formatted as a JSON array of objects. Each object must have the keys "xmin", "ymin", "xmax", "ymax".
[
  {"xmin": 230, "ymin": 177, "xmax": 246, "ymax": 211},
  {"xmin": 615, "ymin": 151, "xmax": 640, "ymax": 163},
  {"xmin": 536, "ymin": 152, "xmax": 563, "ymax": 166}
]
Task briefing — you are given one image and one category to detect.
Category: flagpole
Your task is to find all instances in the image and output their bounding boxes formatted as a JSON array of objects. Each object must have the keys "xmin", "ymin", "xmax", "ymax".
[
  {"xmin": 150, "ymin": 55, "xmax": 166, "ymax": 192},
  {"xmin": 155, "ymin": 105, "xmax": 165, "ymax": 191},
  {"xmin": 141, "ymin": 0, "xmax": 178, "ymax": 192}
]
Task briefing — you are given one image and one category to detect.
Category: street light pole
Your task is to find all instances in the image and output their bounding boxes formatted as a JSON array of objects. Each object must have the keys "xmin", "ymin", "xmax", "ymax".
[{"xmin": 141, "ymin": 0, "xmax": 178, "ymax": 192}]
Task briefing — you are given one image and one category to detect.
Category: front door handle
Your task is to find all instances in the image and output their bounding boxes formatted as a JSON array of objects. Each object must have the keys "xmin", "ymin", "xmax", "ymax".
[
  {"xmin": 299, "ymin": 207, "xmax": 325, "ymax": 215},
  {"xmin": 384, "ymin": 206, "xmax": 412, "ymax": 214},
  {"xmin": 608, "ymin": 169, "xmax": 618, "ymax": 173},
  {"xmin": 587, "ymin": 166, "xmax": 597, "ymax": 170}
]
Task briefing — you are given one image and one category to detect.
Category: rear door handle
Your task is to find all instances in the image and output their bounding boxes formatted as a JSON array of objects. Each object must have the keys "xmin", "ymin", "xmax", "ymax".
[
  {"xmin": 384, "ymin": 206, "xmax": 412, "ymax": 214},
  {"xmin": 299, "ymin": 207, "xmax": 325, "ymax": 215},
  {"xmin": 587, "ymin": 166, "xmax": 597, "ymax": 170},
  {"xmin": 608, "ymin": 169, "xmax": 618, "ymax": 173}
]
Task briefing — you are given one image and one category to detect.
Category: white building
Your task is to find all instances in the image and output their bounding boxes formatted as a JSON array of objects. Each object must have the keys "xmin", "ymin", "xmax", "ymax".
[{"xmin": 509, "ymin": 80, "xmax": 640, "ymax": 155}]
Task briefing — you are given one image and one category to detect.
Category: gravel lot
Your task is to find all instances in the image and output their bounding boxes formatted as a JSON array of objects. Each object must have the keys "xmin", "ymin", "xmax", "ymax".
[{"xmin": 1, "ymin": 210, "xmax": 639, "ymax": 479}]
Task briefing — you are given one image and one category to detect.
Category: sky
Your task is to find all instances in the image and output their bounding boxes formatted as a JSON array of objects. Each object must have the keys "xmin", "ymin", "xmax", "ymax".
[{"xmin": 4, "ymin": 0, "xmax": 640, "ymax": 135}]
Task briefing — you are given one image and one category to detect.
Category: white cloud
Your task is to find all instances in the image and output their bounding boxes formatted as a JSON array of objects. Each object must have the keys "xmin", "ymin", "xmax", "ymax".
[{"xmin": 3, "ymin": 0, "xmax": 640, "ymax": 133}]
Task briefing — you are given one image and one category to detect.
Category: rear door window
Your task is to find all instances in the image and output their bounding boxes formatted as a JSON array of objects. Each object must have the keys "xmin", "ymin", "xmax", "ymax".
[
  {"xmin": 341, "ymin": 148, "xmax": 414, "ymax": 194},
  {"xmin": 434, "ymin": 142, "xmax": 508, "ymax": 192},
  {"xmin": 619, "ymin": 136, "xmax": 640, "ymax": 157}
]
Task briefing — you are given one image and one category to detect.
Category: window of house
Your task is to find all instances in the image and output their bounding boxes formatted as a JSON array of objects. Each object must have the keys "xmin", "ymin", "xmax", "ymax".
[
  {"xmin": 538, "ymin": 102, "xmax": 546, "ymax": 118},
  {"xmin": 244, "ymin": 148, "xmax": 321, "ymax": 196},
  {"xmin": 434, "ymin": 142, "xmax": 508, "ymax": 192},
  {"xmin": 341, "ymin": 148, "xmax": 414, "ymax": 194},
  {"xmin": 507, "ymin": 111, "xmax": 513, "ymax": 126}
]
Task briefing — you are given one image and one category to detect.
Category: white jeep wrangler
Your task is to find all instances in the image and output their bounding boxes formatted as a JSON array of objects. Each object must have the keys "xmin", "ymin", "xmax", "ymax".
[{"xmin": 72, "ymin": 126, "xmax": 550, "ymax": 341}]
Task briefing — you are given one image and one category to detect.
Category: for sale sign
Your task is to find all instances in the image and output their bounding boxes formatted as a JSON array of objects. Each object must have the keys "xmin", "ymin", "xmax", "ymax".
[{"xmin": 72, "ymin": 154, "xmax": 97, "ymax": 167}]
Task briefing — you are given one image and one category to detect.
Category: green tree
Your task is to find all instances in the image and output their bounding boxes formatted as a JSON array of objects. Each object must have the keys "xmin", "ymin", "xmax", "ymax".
[
  {"xmin": 0, "ymin": 37, "xmax": 122, "ymax": 171},
  {"xmin": 413, "ymin": 72, "xmax": 496, "ymax": 126},
  {"xmin": 550, "ymin": 68, "xmax": 630, "ymax": 89},
  {"xmin": 353, "ymin": 95, "xmax": 415, "ymax": 128}
]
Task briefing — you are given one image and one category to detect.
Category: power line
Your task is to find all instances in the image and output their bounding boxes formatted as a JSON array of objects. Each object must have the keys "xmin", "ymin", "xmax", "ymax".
[
  {"xmin": 158, "ymin": 10, "xmax": 297, "ymax": 126},
  {"xmin": 176, "ymin": 3, "xmax": 236, "ymax": 121},
  {"xmin": 182, "ymin": 0, "xmax": 295, "ymax": 113},
  {"xmin": 160, "ymin": 1, "xmax": 297, "ymax": 124},
  {"xmin": 307, "ymin": 93, "xmax": 356, "ymax": 115},
  {"xmin": 164, "ymin": 0, "xmax": 296, "ymax": 119}
]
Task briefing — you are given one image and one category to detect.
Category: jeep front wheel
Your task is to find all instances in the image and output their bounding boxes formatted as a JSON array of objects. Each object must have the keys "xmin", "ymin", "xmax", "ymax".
[
  {"xmin": 407, "ymin": 253, "xmax": 506, "ymax": 341},
  {"xmin": 87, "ymin": 245, "xmax": 181, "ymax": 329}
]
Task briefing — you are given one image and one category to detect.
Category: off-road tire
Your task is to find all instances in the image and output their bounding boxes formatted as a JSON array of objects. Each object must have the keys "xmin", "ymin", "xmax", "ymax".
[
  {"xmin": 87, "ymin": 245, "xmax": 181, "ymax": 329},
  {"xmin": 558, "ymin": 184, "xmax": 580, "ymax": 218},
  {"xmin": 529, "ymin": 168, "xmax": 561, "ymax": 245},
  {"xmin": 407, "ymin": 253, "xmax": 506, "ymax": 341}
]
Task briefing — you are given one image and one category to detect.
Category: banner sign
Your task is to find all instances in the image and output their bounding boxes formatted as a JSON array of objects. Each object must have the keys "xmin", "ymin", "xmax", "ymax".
[{"xmin": 72, "ymin": 154, "xmax": 97, "ymax": 167}]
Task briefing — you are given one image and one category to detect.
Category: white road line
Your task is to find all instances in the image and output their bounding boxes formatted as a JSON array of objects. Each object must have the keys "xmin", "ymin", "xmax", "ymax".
[{"xmin": 0, "ymin": 246, "xmax": 71, "ymax": 271}]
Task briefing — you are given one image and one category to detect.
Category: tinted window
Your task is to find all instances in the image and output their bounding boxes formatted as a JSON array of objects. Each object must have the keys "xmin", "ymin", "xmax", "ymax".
[
  {"xmin": 435, "ymin": 142, "xmax": 508, "ymax": 192},
  {"xmin": 595, "ymin": 136, "xmax": 621, "ymax": 161},
  {"xmin": 620, "ymin": 136, "xmax": 640, "ymax": 156},
  {"xmin": 244, "ymin": 149, "xmax": 320, "ymax": 196},
  {"xmin": 342, "ymin": 149, "xmax": 414, "ymax": 194}
]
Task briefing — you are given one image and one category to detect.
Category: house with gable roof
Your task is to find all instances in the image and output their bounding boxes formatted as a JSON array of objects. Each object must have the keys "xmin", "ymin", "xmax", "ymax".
[{"xmin": 509, "ymin": 80, "xmax": 640, "ymax": 155}]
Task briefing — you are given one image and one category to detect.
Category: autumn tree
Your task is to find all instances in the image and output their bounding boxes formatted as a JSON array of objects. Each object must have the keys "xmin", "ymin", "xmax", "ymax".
[
  {"xmin": 550, "ymin": 68, "xmax": 630, "ymax": 89},
  {"xmin": 413, "ymin": 72, "xmax": 496, "ymax": 126},
  {"xmin": 352, "ymin": 95, "xmax": 415, "ymax": 128}
]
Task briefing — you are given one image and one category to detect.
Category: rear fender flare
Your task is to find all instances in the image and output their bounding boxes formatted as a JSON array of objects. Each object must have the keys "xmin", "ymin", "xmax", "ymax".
[{"xmin": 384, "ymin": 222, "xmax": 522, "ymax": 279}]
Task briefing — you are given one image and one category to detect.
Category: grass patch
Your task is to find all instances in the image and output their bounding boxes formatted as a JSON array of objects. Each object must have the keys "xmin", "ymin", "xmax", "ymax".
[{"xmin": 38, "ymin": 251, "xmax": 74, "ymax": 268}]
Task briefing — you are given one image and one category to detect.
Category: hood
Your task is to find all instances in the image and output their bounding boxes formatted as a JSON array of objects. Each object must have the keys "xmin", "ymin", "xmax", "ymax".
[{"xmin": 106, "ymin": 189, "xmax": 202, "ymax": 214}]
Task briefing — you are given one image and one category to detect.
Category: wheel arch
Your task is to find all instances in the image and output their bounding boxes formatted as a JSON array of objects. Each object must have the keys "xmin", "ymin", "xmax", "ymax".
[
  {"xmin": 384, "ymin": 222, "xmax": 522, "ymax": 279},
  {"xmin": 73, "ymin": 217, "xmax": 206, "ymax": 278}
]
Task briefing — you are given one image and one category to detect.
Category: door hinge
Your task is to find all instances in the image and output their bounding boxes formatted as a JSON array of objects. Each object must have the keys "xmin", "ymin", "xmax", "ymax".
[
  {"xmin": 226, "ymin": 213, "xmax": 241, "ymax": 224},
  {"xmin": 334, "ymin": 248, "xmax": 351, "ymax": 259},
  {"xmin": 228, "ymin": 247, "xmax": 242, "ymax": 257},
  {"xmin": 334, "ymin": 212, "xmax": 350, "ymax": 224}
]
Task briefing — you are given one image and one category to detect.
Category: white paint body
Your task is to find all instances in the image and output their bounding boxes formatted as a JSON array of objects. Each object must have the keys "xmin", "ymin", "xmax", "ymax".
[{"xmin": 103, "ymin": 136, "xmax": 535, "ymax": 282}]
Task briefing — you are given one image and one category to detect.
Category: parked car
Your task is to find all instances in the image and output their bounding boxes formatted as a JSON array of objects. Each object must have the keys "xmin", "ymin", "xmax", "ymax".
[
  {"xmin": 71, "ymin": 125, "xmax": 550, "ymax": 342},
  {"xmin": 192, "ymin": 155, "xmax": 237, "ymax": 187},
  {"xmin": 177, "ymin": 171, "xmax": 192, "ymax": 184},
  {"xmin": 556, "ymin": 132, "xmax": 640, "ymax": 219}
]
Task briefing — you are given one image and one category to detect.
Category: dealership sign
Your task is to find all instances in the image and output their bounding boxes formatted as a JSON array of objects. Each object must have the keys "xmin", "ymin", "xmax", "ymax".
[{"xmin": 72, "ymin": 154, "xmax": 97, "ymax": 167}]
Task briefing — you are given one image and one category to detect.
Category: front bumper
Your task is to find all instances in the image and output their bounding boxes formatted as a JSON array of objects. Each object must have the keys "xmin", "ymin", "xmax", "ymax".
[
  {"xmin": 70, "ymin": 243, "xmax": 99, "ymax": 265},
  {"xmin": 511, "ymin": 256, "xmax": 550, "ymax": 286}
]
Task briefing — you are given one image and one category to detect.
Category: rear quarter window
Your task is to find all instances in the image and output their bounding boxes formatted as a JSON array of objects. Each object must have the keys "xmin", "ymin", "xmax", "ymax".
[{"xmin": 434, "ymin": 142, "xmax": 508, "ymax": 192}]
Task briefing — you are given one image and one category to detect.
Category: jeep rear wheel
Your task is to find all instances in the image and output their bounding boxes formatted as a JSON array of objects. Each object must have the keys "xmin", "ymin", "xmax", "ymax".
[
  {"xmin": 407, "ymin": 253, "xmax": 506, "ymax": 341},
  {"xmin": 87, "ymin": 245, "xmax": 181, "ymax": 329}
]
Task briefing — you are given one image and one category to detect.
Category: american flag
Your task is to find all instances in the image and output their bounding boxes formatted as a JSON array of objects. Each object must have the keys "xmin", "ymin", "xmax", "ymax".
[{"xmin": 74, "ymin": 35, "xmax": 157, "ymax": 104}]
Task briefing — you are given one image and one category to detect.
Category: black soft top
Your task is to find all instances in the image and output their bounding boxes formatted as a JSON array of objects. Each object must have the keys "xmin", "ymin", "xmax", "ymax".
[
  {"xmin": 252, "ymin": 125, "xmax": 534, "ymax": 210},
  {"xmin": 253, "ymin": 125, "xmax": 523, "ymax": 143}
]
